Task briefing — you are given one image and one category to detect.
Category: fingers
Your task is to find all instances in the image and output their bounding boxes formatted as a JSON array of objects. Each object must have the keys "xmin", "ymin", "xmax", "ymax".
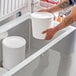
[
  {"xmin": 45, "ymin": 35, "xmax": 50, "ymax": 40},
  {"xmin": 38, "ymin": 9, "xmax": 47, "ymax": 12},
  {"xmin": 42, "ymin": 28, "xmax": 51, "ymax": 34},
  {"xmin": 42, "ymin": 30, "xmax": 48, "ymax": 34},
  {"xmin": 45, "ymin": 34, "xmax": 53, "ymax": 40},
  {"xmin": 42, "ymin": 29, "xmax": 54, "ymax": 40},
  {"xmin": 45, "ymin": 33, "xmax": 53, "ymax": 40},
  {"xmin": 42, "ymin": 29, "xmax": 51, "ymax": 40}
]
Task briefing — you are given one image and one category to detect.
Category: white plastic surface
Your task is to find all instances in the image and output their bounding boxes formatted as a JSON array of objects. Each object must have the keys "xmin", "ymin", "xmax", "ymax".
[
  {"xmin": 2, "ymin": 36, "xmax": 26, "ymax": 70},
  {"xmin": 2, "ymin": 36, "xmax": 26, "ymax": 48},
  {"xmin": 31, "ymin": 12, "xmax": 53, "ymax": 19},
  {"xmin": 0, "ymin": 15, "xmax": 75, "ymax": 76},
  {"xmin": 31, "ymin": 12, "xmax": 54, "ymax": 39},
  {"xmin": 0, "ymin": 67, "xmax": 8, "ymax": 76},
  {"xmin": 0, "ymin": 32, "xmax": 8, "ymax": 40},
  {"xmin": 4, "ymin": 26, "xmax": 76, "ymax": 76}
]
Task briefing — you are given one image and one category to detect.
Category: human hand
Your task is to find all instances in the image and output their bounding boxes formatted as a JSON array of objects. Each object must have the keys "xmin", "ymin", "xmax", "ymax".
[
  {"xmin": 38, "ymin": 9, "xmax": 49, "ymax": 12},
  {"xmin": 42, "ymin": 28, "xmax": 58, "ymax": 40}
]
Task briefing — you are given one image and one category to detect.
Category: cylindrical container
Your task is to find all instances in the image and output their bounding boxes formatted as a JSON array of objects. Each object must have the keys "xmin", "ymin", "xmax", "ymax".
[
  {"xmin": 0, "ymin": 67, "xmax": 8, "ymax": 76},
  {"xmin": 31, "ymin": 12, "xmax": 54, "ymax": 39},
  {"xmin": 2, "ymin": 36, "xmax": 26, "ymax": 70}
]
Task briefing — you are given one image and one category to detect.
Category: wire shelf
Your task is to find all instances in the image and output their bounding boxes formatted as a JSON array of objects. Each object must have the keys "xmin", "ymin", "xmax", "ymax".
[{"xmin": 0, "ymin": 0, "xmax": 28, "ymax": 21}]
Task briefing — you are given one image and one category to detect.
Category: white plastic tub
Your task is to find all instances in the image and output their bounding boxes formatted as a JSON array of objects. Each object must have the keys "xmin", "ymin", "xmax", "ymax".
[
  {"xmin": 0, "ymin": 13, "xmax": 76, "ymax": 76},
  {"xmin": 31, "ymin": 12, "xmax": 54, "ymax": 39},
  {"xmin": 2, "ymin": 36, "xmax": 26, "ymax": 70}
]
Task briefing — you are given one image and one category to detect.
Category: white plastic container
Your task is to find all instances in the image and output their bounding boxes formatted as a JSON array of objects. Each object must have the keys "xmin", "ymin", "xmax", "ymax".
[
  {"xmin": 0, "ymin": 67, "xmax": 8, "ymax": 76},
  {"xmin": 31, "ymin": 12, "xmax": 54, "ymax": 39},
  {"xmin": 2, "ymin": 36, "xmax": 26, "ymax": 70}
]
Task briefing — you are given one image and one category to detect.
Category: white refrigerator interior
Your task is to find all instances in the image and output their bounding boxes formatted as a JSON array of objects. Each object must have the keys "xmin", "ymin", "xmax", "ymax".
[
  {"xmin": 0, "ymin": 68, "xmax": 8, "ymax": 76},
  {"xmin": 0, "ymin": 15, "xmax": 75, "ymax": 76},
  {"xmin": 0, "ymin": 0, "xmax": 76, "ymax": 76}
]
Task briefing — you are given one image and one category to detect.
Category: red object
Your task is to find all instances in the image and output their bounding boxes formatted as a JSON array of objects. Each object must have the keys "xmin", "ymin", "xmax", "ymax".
[
  {"xmin": 52, "ymin": 13, "xmax": 56, "ymax": 20},
  {"xmin": 57, "ymin": 16, "xmax": 61, "ymax": 22},
  {"xmin": 40, "ymin": 0, "xmax": 47, "ymax": 1},
  {"xmin": 47, "ymin": 0, "xmax": 59, "ymax": 4},
  {"xmin": 40, "ymin": 0, "xmax": 59, "ymax": 4}
]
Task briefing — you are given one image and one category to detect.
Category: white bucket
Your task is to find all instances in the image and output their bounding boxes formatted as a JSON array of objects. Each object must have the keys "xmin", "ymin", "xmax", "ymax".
[
  {"xmin": 0, "ymin": 67, "xmax": 8, "ymax": 76},
  {"xmin": 2, "ymin": 36, "xmax": 26, "ymax": 70},
  {"xmin": 31, "ymin": 12, "xmax": 54, "ymax": 39}
]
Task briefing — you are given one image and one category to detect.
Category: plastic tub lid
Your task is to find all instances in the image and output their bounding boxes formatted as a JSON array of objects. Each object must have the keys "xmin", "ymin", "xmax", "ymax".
[
  {"xmin": 2, "ymin": 36, "xmax": 26, "ymax": 48},
  {"xmin": 31, "ymin": 12, "xmax": 53, "ymax": 19}
]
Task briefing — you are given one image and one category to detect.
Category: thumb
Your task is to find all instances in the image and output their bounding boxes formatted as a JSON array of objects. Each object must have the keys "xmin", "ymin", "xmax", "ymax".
[{"xmin": 42, "ymin": 30, "xmax": 48, "ymax": 34}]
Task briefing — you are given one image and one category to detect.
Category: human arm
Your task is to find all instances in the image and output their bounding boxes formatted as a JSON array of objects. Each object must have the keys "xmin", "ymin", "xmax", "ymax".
[
  {"xmin": 43, "ymin": 5, "xmax": 76, "ymax": 40},
  {"xmin": 38, "ymin": 0, "xmax": 70, "ymax": 13},
  {"xmin": 55, "ymin": 5, "xmax": 76, "ymax": 31}
]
